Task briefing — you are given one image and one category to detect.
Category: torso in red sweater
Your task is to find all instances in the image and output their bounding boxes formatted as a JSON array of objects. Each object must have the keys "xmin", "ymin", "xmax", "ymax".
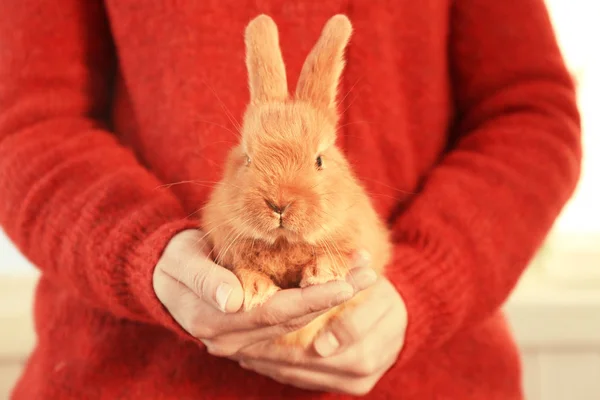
[{"xmin": 0, "ymin": 0, "xmax": 580, "ymax": 399}]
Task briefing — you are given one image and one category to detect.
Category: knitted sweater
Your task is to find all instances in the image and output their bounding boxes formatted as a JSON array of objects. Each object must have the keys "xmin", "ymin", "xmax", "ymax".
[{"xmin": 0, "ymin": 0, "xmax": 580, "ymax": 399}]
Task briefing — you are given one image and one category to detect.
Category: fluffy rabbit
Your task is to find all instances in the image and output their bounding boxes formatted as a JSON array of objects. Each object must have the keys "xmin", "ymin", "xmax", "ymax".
[{"xmin": 201, "ymin": 14, "xmax": 391, "ymax": 347}]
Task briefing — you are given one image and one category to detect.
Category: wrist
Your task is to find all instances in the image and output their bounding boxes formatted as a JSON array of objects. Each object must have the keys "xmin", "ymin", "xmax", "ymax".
[
  {"xmin": 129, "ymin": 219, "xmax": 201, "ymax": 333},
  {"xmin": 386, "ymin": 244, "xmax": 459, "ymax": 365}
]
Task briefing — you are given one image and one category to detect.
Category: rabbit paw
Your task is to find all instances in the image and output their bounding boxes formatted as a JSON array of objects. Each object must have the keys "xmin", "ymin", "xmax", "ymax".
[
  {"xmin": 237, "ymin": 269, "xmax": 280, "ymax": 311},
  {"xmin": 300, "ymin": 256, "xmax": 345, "ymax": 287}
]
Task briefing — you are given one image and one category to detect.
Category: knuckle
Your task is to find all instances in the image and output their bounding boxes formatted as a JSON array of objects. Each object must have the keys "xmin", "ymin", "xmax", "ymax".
[
  {"xmin": 282, "ymin": 317, "xmax": 307, "ymax": 333},
  {"xmin": 193, "ymin": 262, "xmax": 217, "ymax": 296},
  {"xmin": 349, "ymin": 346, "xmax": 378, "ymax": 376},
  {"xmin": 191, "ymin": 270, "xmax": 206, "ymax": 296},
  {"xmin": 202, "ymin": 326, "xmax": 218, "ymax": 340},
  {"xmin": 190, "ymin": 325, "xmax": 215, "ymax": 340},
  {"xmin": 152, "ymin": 271, "xmax": 169, "ymax": 299},
  {"xmin": 329, "ymin": 317, "xmax": 356, "ymax": 343},
  {"xmin": 184, "ymin": 307, "xmax": 219, "ymax": 340},
  {"xmin": 190, "ymin": 327, "xmax": 203, "ymax": 339},
  {"xmin": 359, "ymin": 358, "xmax": 379, "ymax": 376},
  {"xmin": 270, "ymin": 374, "xmax": 290, "ymax": 386},
  {"xmin": 204, "ymin": 341, "xmax": 239, "ymax": 357},
  {"xmin": 352, "ymin": 362, "xmax": 376, "ymax": 377},
  {"xmin": 235, "ymin": 345, "xmax": 261, "ymax": 360},
  {"xmin": 299, "ymin": 290, "xmax": 324, "ymax": 314},
  {"xmin": 363, "ymin": 357, "xmax": 379, "ymax": 376},
  {"xmin": 275, "ymin": 368, "xmax": 294, "ymax": 383},
  {"xmin": 257, "ymin": 309, "xmax": 284, "ymax": 327},
  {"xmin": 209, "ymin": 347, "xmax": 238, "ymax": 357}
]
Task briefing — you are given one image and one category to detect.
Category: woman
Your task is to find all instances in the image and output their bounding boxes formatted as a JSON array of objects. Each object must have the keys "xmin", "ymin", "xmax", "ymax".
[{"xmin": 0, "ymin": 0, "xmax": 580, "ymax": 399}]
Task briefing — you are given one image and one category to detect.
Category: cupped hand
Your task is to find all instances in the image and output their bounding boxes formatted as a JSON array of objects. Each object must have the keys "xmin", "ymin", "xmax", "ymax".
[
  {"xmin": 235, "ymin": 278, "xmax": 407, "ymax": 396},
  {"xmin": 153, "ymin": 229, "xmax": 378, "ymax": 356}
]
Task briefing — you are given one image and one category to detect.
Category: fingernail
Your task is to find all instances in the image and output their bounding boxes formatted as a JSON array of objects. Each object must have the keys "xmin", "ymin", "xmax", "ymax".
[
  {"xmin": 314, "ymin": 331, "xmax": 340, "ymax": 357},
  {"xmin": 353, "ymin": 250, "xmax": 371, "ymax": 268},
  {"xmin": 216, "ymin": 282, "xmax": 233, "ymax": 312}
]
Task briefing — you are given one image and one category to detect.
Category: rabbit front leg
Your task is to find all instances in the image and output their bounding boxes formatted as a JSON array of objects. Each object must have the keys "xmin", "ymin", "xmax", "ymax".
[
  {"xmin": 300, "ymin": 254, "xmax": 346, "ymax": 287},
  {"xmin": 234, "ymin": 266, "xmax": 280, "ymax": 311}
]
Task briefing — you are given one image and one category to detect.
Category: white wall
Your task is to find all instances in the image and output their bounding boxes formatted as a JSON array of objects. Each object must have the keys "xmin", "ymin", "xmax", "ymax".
[
  {"xmin": 0, "ymin": 230, "xmax": 35, "ymax": 276},
  {"xmin": 546, "ymin": 0, "xmax": 600, "ymax": 236}
]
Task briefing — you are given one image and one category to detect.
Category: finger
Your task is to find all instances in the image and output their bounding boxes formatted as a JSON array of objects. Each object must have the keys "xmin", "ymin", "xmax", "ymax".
[
  {"xmin": 230, "ymin": 280, "xmax": 389, "ymax": 359},
  {"xmin": 204, "ymin": 280, "xmax": 356, "ymax": 354},
  {"xmin": 351, "ymin": 249, "xmax": 371, "ymax": 269},
  {"xmin": 214, "ymin": 308, "xmax": 330, "ymax": 356},
  {"xmin": 201, "ymin": 278, "xmax": 355, "ymax": 356},
  {"xmin": 344, "ymin": 249, "xmax": 376, "ymax": 292},
  {"xmin": 240, "ymin": 360, "xmax": 324, "ymax": 392},
  {"xmin": 313, "ymin": 280, "xmax": 391, "ymax": 357},
  {"xmin": 159, "ymin": 230, "xmax": 244, "ymax": 313},
  {"xmin": 154, "ymin": 269, "xmax": 234, "ymax": 340},
  {"xmin": 168, "ymin": 255, "xmax": 244, "ymax": 313},
  {"xmin": 344, "ymin": 266, "xmax": 378, "ymax": 293},
  {"xmin": 239, "ymin": 354, "xmax": 397, "ymax": 396},
  {"xmin": 233, "ymin": 279, "xmax": 355, "ymax": 330},
  {"xmin": 239, "ymin": 296, "xmax": 403, "ymax": 376},
  {"xmin": 320, "ymin": 307, "xmax": 403, "ymax": 377}
]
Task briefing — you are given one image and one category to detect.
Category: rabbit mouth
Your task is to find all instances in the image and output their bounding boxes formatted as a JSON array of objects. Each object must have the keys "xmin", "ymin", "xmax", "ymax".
[
  {"xmin": 278, "ymin": 215, "xmax": 284, "ymax": 228},
  {"xmin": 269, "ymin": 222, "xmax": 300, "ymax": 240},
  {"xmin": 274, "ymin": 221, "xmax": 290, "ymax": 232}
]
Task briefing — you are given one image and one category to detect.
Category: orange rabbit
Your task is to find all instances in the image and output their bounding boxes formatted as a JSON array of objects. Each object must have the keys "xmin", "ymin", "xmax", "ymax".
[{"xmin": 201, "ymin": 14, "xmax": 392, "ymax": 347}]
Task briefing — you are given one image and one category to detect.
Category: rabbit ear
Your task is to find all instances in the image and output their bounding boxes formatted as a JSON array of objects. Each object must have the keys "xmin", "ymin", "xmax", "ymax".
[
  {"xmin": 245, "ymin": 15, "xmax": 289, "ymax": 104},
  {"xmin": 295, "ymin": 15, "xmax": 352, "ymax": 115}
]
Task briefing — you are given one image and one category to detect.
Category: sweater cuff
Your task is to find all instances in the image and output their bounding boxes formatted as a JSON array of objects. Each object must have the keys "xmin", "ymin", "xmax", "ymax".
[
  {"xmin": 124, "ymin": 213, "xmax": 201, "ymax": 340},
  {"xmin": 387, "ymin": 243, "xmax": 471, "ymax": 365}
]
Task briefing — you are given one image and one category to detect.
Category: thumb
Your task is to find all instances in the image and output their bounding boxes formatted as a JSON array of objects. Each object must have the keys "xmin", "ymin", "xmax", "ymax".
[
  {"xmin": 192, "ymin": 260, "xmax": 245, "ymax": 313},
  {"xmin": 159, "ymin": 230, "xmax": 244, "ymax": 313}
]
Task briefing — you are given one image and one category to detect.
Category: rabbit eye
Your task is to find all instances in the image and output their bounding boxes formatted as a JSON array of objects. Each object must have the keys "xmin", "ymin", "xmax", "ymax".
[
  {"xmin": 245, "ymin": 155, "xmax": 251, "ymax": 166},
  {"xmin": 315, "ymin": 155, "xmax": 323, "ymax": 169}
]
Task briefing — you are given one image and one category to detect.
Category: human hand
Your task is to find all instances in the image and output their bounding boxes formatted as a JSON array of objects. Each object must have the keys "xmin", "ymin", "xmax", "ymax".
[
  {"xmin": 153, "ymin": 229, "xmax": 378, "ymax": 356},
  {"xmin": 235, "ymin": 278, "xmax": 407, "ymax": 396}
]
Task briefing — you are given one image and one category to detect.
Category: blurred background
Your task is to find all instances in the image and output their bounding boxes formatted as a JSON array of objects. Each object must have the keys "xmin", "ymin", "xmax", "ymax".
[{"xmin": 0, "ymin": 1, "xmax": 598, "ymax": 399}]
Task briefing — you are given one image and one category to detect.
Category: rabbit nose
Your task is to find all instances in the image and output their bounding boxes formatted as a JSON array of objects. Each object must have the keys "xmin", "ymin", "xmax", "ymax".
[{"xmin": 264, "ymin": 198, "xmax": 291, "ymax": 214}]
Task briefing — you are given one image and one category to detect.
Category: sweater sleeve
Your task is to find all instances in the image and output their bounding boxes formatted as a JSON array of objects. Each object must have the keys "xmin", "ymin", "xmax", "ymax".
[
  {"xmin": 0, "ymin": 0, "xmax": 198, "ymax": 331},
  {"xmin": 389, "ymin": 0, "xmax": 582, "ymax": 363}
]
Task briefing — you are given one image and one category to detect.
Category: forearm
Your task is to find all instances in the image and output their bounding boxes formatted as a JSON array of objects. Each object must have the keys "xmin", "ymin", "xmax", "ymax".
[
  {"xmin": 0, "ymin": 0, "xmax": 198, "ymax": 327},
  {"xmin": 387, "ymin": 0, "xmax": 581, "ymax": 363}
]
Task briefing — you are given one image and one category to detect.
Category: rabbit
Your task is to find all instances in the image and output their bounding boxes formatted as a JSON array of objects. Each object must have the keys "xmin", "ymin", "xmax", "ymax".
[{"xmin": 201, "ymin": 14, "xmax": 392, "ymax": 348}]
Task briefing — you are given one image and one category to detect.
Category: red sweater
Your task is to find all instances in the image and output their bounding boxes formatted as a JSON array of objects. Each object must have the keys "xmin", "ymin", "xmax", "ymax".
[{"xmin": 0, "ymin": 1, "xmax": 580, "ymax": 399}]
